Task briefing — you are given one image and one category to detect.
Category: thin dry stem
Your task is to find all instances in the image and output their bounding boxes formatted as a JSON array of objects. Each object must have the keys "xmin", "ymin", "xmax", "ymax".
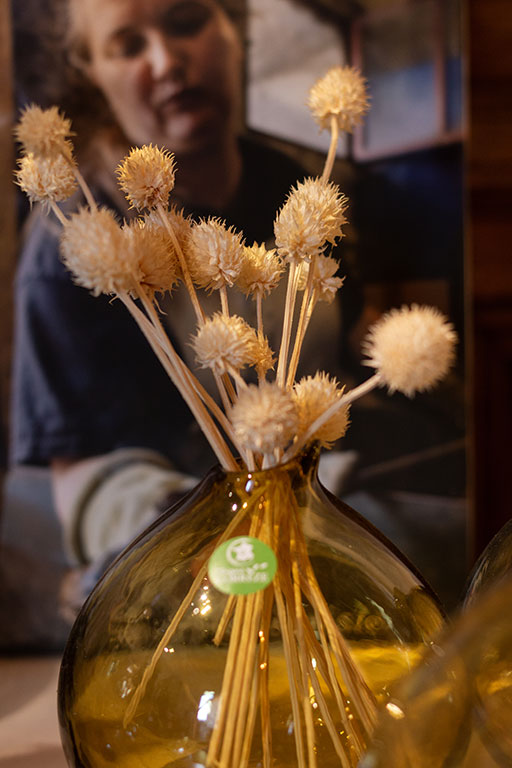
[
  {"xmin": 286, "ymin": 259, "xmax": 317, "ymax": 387},
  {"xmin": 49, "ymin": 200, "xmax": 69, "ymax": 227},
  {"xmin": 321, "ymin": 115, "xmax": 340, "ymax": 183},
  {"xmin": 220, "ymin": 285, "xmax": 230, "ymax": 316},
  {"xmin": 276, "ymin": 262, "xmax": 299, "ymax": 387},
  {"xmin": 155, "ymin": 202, "xmax": 205, "ymax": 324},
  {"xmin": 71, "ymin": 163, "xmax": 97, "ymax": 210},
  {"xmin": 123, "ymin": 490, "xmax": 265, "ymax": 728},
  {"xmin": 281, "ymin": 374, "xmax": 382, "ymax": 462},
  {"xmin": 131, "ymin": 288, "xmax": 237, "ymax": 471}
]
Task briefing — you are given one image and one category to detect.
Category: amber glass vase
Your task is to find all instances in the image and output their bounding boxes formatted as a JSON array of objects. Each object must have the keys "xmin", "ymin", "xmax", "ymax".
[{"xmin": 58, "ymin": 448, "xmax": 444, "ymax": 768}]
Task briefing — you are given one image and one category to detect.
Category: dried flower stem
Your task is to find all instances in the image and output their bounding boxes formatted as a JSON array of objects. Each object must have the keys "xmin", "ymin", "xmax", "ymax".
[
  {"xmin": 220, "ymin": 285, "xmax": 230, "ymax": 316},
  {"xmin": 321, "ymin": 115, "xmax": 340, "ymax": 183},
  {"xmin": 256, "ymin": 294, "xmax": 264, "ymax": 338},
  {"xmin": 49, "ymin": 200, "xmax": 69, "ymax": 227},
  {"xmin": 286, "ymin": 260, "xmax": 317, "ymax": 387},
  {"xmin": 282, "ymin": 373, "xmax": 382, "ymax": 462},
  {"xmin": 155, "ymin": 202, "xmax": 205, "ymax": 325},
  {"xmin": 122, "ymin": 486, "xmax": 269, "ymax": 728},
  {"xmin": 122, "ymin": 289, "xmax": 237, "ymax": 471},
  {"xmin": 71, "ymin": 164, "xmax": 97, "ymax": 210},
  {"xmin": 277, "ymin": 262, "xmax": 300, "ymax": 387}
]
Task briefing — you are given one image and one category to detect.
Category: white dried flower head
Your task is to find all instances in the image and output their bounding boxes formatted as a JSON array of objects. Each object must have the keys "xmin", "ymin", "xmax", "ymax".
[
  {"xmin": 187, "ymin": 217, "xmax": 245, "ymax": 291},
  {"xmin": 117, "ymin": 145, "xmax": 176, "ymax": 210},
  {"xmin": 294, "ymin": 372, "xmax": 350, "ymax": 446},
  {"xmin": 231, "ymin": 382, "xmax": 299, "ymax": 455},
  {"xmin": 16, "ymin": 152, "xmax": 78, "ymax": 206},
  {"xmin": 274, "ymin": 177, "xmax": 348, "ymax": 263},
  {"xmin": 60, "ymin": 207, "xmax": 142, "ymax": 296},
  {"xmin": 123, "ymin": 220, "xmax": 179, "ymax": 297},
  {"xmin": 15, "ymin": 105, "xmax": 74, "ymax": 158},
  {"xmin": 236, "ymin": 242, "xmax": 284, "ymax": 298},
  {"xmin": 308, "ymin": 66, "xmax": 370, "ymax": 133},
  {"xmin": 362, "ymin": 304, "xmax": 457, "ymax": 397},
  {"xmin": 298, "ymin": 254, "xmax": 345, "ymax": 304},
  {"xmin": 191, "ymin": 313, "xmax": 257, "ymax": 374}
]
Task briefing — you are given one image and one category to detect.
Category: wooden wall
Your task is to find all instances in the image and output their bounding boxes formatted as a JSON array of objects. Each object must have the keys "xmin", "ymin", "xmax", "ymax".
[
  {"xmin": 0, "ymin": 0, "xmax": 16, "ymax": 470},
  {"xmin": 467, "ymin": 0, "xmax": 512, "ymax": 557}
]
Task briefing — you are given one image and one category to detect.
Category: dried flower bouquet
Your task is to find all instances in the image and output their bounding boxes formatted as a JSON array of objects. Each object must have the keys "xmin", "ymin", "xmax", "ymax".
[{"xmin": 16, "ymin": 66, "xmax": 456, "ymax": 767}]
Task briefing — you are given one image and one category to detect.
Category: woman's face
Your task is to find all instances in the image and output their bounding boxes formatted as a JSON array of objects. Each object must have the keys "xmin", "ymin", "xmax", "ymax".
[{"xmin": 80, "ymin": 0, "xmax": 243, "ymax": 154}]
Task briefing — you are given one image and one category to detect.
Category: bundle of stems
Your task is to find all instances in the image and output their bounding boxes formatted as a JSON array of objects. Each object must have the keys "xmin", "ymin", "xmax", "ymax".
[{"xmin": 15, "ymin": 66, "xmax": 457, "ymax": 767}]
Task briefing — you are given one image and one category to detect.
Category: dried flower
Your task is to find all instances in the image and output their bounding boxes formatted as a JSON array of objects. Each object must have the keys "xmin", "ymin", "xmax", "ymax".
[
  {"xmin": 117, "ymin": 145, "xmax": 176, "ymax": 210},
  {"xmin": 192, "ymin": 313, "xmax": 257, "ymax": 374},
  {"xmin": 298, "ymin": 254, "xmax": 344, "ymax": 304},
  {"xmin": 308, "ymin": 66, "xmax": 369, "ymax": 133},
  {"xmin": 231, "ymin": 382, "xmax": 299, "ymax": 455},
  {"xmin": 16, "ymin": 152, "xmax": 78, "ymax": 205},
  {"xmin": 294, "ymin": 373, "xmax": 350, "ymax": 446},
  {"xmin": 14, "ymin": 104, "xmax": 74, "ymax": 158},
  {"xmin": 60, "ymin": 207, "xmax": 141, "ymax": 296},
  {"xmin": 145, "ymin": 206, "xmax": 192, "ymax": 259},
  {"xmin": 236, "ymin": 243, "xmax": 284, "ymax": 298},
  {"xmin": 253, "ymin": 334, "xmax": 275, "ymax": 376},
  {"xmin": 363, "ymin": 304, "xmax": 457, "ymax": 397},
  {"xmin": 187, "ymin": 217, "xmax": 245, "ymax": 291},
  {"xmin": 274, "ymin": 177, "xmax": 348, "ymax": 263},
  {"xmin": 123, "ymin": 220, "xmax": 179, "ymax": 297}
]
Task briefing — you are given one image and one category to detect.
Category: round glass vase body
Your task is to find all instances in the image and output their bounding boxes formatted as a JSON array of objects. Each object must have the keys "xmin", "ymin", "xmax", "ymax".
[{"xmin": 58, "ymin": 449, "xmax": 445, "ymax": 768}]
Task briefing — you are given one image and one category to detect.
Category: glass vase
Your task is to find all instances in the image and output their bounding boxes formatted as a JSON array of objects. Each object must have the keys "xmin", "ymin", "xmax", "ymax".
[{"xmin": 58, "ymin": 448, "xmax": 445, "ymax": 768}]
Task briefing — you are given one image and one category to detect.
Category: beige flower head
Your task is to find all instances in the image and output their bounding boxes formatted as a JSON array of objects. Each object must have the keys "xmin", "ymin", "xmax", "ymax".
[
  {"xmin": 294, "ymin": 372, "xmax": 350, "ymax": 446},
  {"xmin": 123, "ymin": 219, "xmax": 179, "ymax": 297},
  {"xmin": 145, "ymin": 206, "xmax": 192, "ymax": 260},
  {"xmin": 14, "ymin": 104, "xmax": 74, "ymax": 158},
  {"xmin": 253, "ymin": 334, "xmax": 275, "ymax": 377},
  {"xmin": 187, "ymin": 217, "xmax": 245, "ymax": 291},
  {"xmin": 236, "ymin": 242, "xmax": 284, "ymax": 298},
  {"xmin": 308, "ymin": 66, "xmax": 370, "ymax": 133},
  {"xmin": 117, "ymin": 145, "xmax": 176, "ymax": 210},
  {"xmin": 362, "ymin": 304, "xmax": 457, "ymax": 397},
  {"xmin": 231, "ymin": 382, "xmax": 299, "ymax": 455},
  {"xmin": 274, "ymin": 177, "xmax": 348, "ymax": 263},
  {"xmin": 16, "ymin": 153, "xmax": 78, "ymax": 206},
  {"xmin": 191, "ymin": 313, "xmax": 257, "ymax": 374},
  {"xmin": 60, "ymin": 207, "xmax": 141, "ymax": 296},
  {"xmin": 298, "ymin": 254, "xmax": 345, "ymax": 304}
]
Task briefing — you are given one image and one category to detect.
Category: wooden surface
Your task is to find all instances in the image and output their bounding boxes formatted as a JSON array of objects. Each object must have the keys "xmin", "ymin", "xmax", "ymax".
[
  {"xmin": 0, "ymin": 0, "xmax": 16, "ymax": 469},
  {"xmin": 0, "ymin": 657, "xmax": 67, "ymax": 768},
  {"xmin": 467, "ymin": 0, "xmax": 512, "ymax": 557}
]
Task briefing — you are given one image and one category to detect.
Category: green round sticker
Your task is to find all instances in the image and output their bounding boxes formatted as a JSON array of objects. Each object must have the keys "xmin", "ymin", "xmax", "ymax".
[{"xmin": 208, "ymin": 536, "xmax": 277, "ymax": 595}]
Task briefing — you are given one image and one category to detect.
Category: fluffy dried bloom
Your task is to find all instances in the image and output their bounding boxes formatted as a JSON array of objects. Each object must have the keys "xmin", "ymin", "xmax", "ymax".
[
  {"xmin": 308, "ymin": 66, "xmax": 370, "ymax": 133},
  {"xmin": 187, "ymin": 217, "xmax": 245, "ymax": 291},
  {"xmin": 16, "ymin": 152, "xmax": 78, "ymax": 205},
  {"xmin": 117, "ymin": 145, "xmax": 176, "ymax": 210},
  {"xmin": 60, "ymin": 207, "xmax": 141, "ymax": 296},
  {"xmin": 298, "ymin": 254, "xmax": 344, "ymax": 304},
  {"xmin": 294, "ymin": 373, "xmax": 350, "ymax": 446},
  {"xmin": 192, "ymin": 313, "xmax": 257, "ymax": 374},
  {"xmin": 363, "ymin": 304, "xmax": 457, "ymax": 397},
  {"xmin": 253, "ymin": 334, "xmax": 275, "ymax": 376},
  {"xmin": 145, "ymin": 206, "xmax": 192, "ymax": 260},
  {"xmin": 236, "ymin": 242, "xmax": 284, "ymax": 297},
  {"xmin": 123, "ymin": 220, "xmax": 179, "ymax": 297},
  {"xmin": 231, "ymin": 382, "xmax": 299, "ymax": 455},
  {"xmin": 274, "ymin": 177, "xmax": 348, "ymax": 263},
  {"xmin": 15, "ymin": 105, "xmax": 74, "ymax": 158}
]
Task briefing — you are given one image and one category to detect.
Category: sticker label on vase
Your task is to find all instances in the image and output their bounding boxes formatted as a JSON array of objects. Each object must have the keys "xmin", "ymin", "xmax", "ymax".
[{"xmin": 208, "ymin": 536, "xmax": 277, "ymax": 595}]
